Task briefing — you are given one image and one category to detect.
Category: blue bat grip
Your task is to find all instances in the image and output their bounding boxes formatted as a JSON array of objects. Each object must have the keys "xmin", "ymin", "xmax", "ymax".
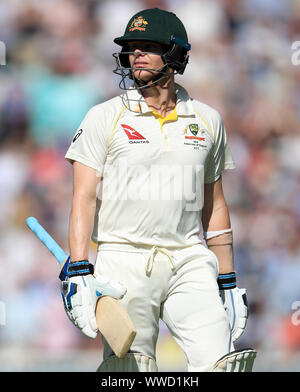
[{"xmin": 26, "ymin": 216, "xmax": 67, "ymax": 266}]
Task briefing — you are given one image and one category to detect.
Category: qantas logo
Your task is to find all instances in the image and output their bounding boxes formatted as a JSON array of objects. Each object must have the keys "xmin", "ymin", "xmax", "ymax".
[
  {"xmin": 121, "ymin": 124, "xmax": 145, "ymax": 139},
  {"xmin": 121, "ymin": 124, "xmax": 149, "ymax": 144}
]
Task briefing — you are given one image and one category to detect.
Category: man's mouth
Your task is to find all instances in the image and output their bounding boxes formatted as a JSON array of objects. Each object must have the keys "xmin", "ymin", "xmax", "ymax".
[{"xmin": 133, "ymin": 62, "xmax": 148, "ymax": 68}]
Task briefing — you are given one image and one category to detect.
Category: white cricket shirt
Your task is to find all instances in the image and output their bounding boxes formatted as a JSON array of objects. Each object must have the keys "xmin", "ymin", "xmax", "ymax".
[{"xmin": 65, "ymin": 83, "xmax": 235, "ymax": 248}]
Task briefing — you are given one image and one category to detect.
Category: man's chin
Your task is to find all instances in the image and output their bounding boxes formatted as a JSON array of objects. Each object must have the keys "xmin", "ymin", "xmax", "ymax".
[{"xmin": 133, "ymin": 69, "xmax": 156, "ymax": 81}]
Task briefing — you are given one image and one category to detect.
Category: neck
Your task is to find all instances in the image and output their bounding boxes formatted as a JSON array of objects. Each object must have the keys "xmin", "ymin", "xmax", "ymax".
[{"xmin": 140, "ymin": 76, "xmax": 177, "ymax": 117}]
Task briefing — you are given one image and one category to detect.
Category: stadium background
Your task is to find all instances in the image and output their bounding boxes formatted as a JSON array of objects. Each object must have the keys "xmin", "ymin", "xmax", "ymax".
[{"xmin": 0, "ymin": 0, "xmax": 299, "ymax": 372}]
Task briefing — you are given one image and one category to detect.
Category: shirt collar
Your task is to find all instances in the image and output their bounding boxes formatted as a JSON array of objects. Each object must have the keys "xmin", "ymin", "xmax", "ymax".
[
  {"xmin": 175, "ymin": 83, "xmax": 195, "ymax": 116},
  {"xmin": 121, "ymin": 83, "xmax": 194, "ymax": 117}
]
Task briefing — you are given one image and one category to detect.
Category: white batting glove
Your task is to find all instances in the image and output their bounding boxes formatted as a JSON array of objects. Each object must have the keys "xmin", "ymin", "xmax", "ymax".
[
  {"xmin": 60, "ymin": 259, "xmax": 127, "ymax": 338},
  {"xmin": 218, "ymin": 272, "xmax": 248, "ymax": 343}
]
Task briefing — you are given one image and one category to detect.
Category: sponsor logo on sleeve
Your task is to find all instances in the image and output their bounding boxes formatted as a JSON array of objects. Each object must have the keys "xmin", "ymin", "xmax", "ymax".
[{"xmin": 73, "ymin": 129, "xmax": 83, "ymax": 143}]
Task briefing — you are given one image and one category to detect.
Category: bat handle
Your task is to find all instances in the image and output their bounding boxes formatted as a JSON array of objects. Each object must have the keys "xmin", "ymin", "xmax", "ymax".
[{"xmin": 26, "ymin": 216, "xmax": 67, "ymax": 266}]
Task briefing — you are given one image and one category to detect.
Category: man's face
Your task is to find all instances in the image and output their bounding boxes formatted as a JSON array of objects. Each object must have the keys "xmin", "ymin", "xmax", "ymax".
[{"xmin": 128, "ymin": 41, "xmax": 168, "ymax": 82}]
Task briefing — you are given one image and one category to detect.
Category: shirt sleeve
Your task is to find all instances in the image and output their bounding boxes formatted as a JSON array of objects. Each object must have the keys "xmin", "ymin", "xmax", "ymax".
[
  {"xmin": 204, "ymin": 111, "xmax": 236, "ymax": 184},
  {"xmin": 65, "ymin": 105, "xmax": 108, "ymax": 173}
]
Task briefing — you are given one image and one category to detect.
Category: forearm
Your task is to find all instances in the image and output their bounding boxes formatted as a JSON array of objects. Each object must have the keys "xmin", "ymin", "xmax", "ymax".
[
  {"xmin": 202, "ymin": 179, "xmax": 234, "ymax": 274},
  {"xmin": 204, "ymin": 205, "xmax": 234, "ymax": 273},
  {"xmin": 69, "ymin": 195, "xmax": 96, "ymax": 261},
  {"xmin": 205, "ymin": 231, "xmax": 234, "ymax": 273},
  {"xmin": 202, "ymin": 200, "xmax": 231, "ymax": 232}
]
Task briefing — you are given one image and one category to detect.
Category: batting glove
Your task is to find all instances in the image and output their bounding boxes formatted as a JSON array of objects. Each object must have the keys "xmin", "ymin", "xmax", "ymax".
[
  {"xmin": 60, "ymin": 258, "xmax": 127, "ymax": 338},
  {"xmin": 218, "ymin": 272, "xmax": 248, "ymax": 343}
]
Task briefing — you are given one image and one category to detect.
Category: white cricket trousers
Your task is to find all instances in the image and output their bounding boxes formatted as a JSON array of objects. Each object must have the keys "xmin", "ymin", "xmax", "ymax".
[{"xmin": 95, "ymin": 243, "xmax": 233, "ymax": 372}]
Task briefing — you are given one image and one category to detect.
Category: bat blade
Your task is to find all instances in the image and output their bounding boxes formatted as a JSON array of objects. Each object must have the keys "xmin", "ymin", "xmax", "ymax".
[
  {"xmin": 26, "ymin": 216, "xmax": 136, "ymax": 358},
  {"xmin": 96, "ymin": 297, "xmax": 136, "ymax": 358}
]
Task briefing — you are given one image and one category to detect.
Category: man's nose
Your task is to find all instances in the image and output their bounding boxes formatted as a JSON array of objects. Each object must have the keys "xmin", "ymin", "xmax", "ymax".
[{"xmin": 133, "ymin": 48, "xmax": 145, "ymax": 55}]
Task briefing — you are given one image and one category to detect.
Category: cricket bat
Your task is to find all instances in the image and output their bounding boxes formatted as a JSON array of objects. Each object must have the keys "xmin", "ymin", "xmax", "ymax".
[{"xmin": 26, "ymin": 216, "xmax": 136, "ymax": 358}]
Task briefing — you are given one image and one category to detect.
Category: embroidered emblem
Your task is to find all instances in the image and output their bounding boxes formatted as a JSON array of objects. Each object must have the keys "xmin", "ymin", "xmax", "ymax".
[
  {"xmin": 184, "ymin": 124, "xmax": 207, "ymax": 150},
  {"xmin": 129, "ymin": 16, "xmax": 148, "ymax": 32},
  {"xmin": 189, "ymin": 124, "xmax": 199, "ymax": 136}
]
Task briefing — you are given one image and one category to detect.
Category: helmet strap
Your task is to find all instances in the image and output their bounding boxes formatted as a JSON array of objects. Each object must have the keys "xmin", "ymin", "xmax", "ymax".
[{"xmin": 133, "ymin": 64, "xmax": 172, "ymax": 89}]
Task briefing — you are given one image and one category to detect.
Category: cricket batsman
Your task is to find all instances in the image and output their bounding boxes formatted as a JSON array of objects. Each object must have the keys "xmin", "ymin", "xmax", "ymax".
[{"xmin": 60, "ymin": 8, "xmax": 256, "ymax": 372}]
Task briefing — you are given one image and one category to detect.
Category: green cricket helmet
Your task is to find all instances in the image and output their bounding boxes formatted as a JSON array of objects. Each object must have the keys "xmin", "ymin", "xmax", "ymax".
[{"xmin": 113, "ymin": 8, "xmax": 191, "ymax": 81}]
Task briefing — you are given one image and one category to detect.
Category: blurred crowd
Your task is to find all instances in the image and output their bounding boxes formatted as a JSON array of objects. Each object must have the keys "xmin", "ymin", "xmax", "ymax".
[{"xmin": 0, "ymin": 0, "xmax": 300, "ymax": 371}]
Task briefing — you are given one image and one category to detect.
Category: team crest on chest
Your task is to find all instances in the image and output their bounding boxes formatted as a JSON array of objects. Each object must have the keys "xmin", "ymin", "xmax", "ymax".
[
  {"xmin": 189, "ymin": 124, "xmax": 199, "ymax": 136},
  {"xmin": 184, "ymin": 124, "xmax": 207, "ymax": 150}
]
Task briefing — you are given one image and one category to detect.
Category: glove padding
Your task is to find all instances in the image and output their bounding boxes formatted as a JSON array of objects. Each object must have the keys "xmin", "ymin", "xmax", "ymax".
[
  {"xmin": 217, "ymin": 272, "xmax": 248, "ymax": 343},
  {"xmin": 60, "ymin": 259, "xmax": 127, "ymax": 338},
  {"xmin": 220, "ymin": 287, "xmax": 248, "ymax": 342}
]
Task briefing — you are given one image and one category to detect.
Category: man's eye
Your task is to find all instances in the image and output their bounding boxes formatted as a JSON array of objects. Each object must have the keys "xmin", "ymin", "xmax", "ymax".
[
  {"xmin": 146, "ymin": 44, "xmax": 160, "ymax": 51},
  {"xmin": 129, "ymin": 45, "xmax": 157, "ymax": 52}
]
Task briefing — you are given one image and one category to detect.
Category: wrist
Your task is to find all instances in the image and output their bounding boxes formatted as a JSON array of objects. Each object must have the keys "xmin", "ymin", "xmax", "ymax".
[
  {"xmin": 68, "ymin": 260, "xmax": 94, "ymax": 277},
  {"xmin": 217, "ymin": 271, "xmax": 236, "ymax": 290},
  {"xmin": 59, "ymin": 259, "xmax": 94, "ymax": 281}
]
